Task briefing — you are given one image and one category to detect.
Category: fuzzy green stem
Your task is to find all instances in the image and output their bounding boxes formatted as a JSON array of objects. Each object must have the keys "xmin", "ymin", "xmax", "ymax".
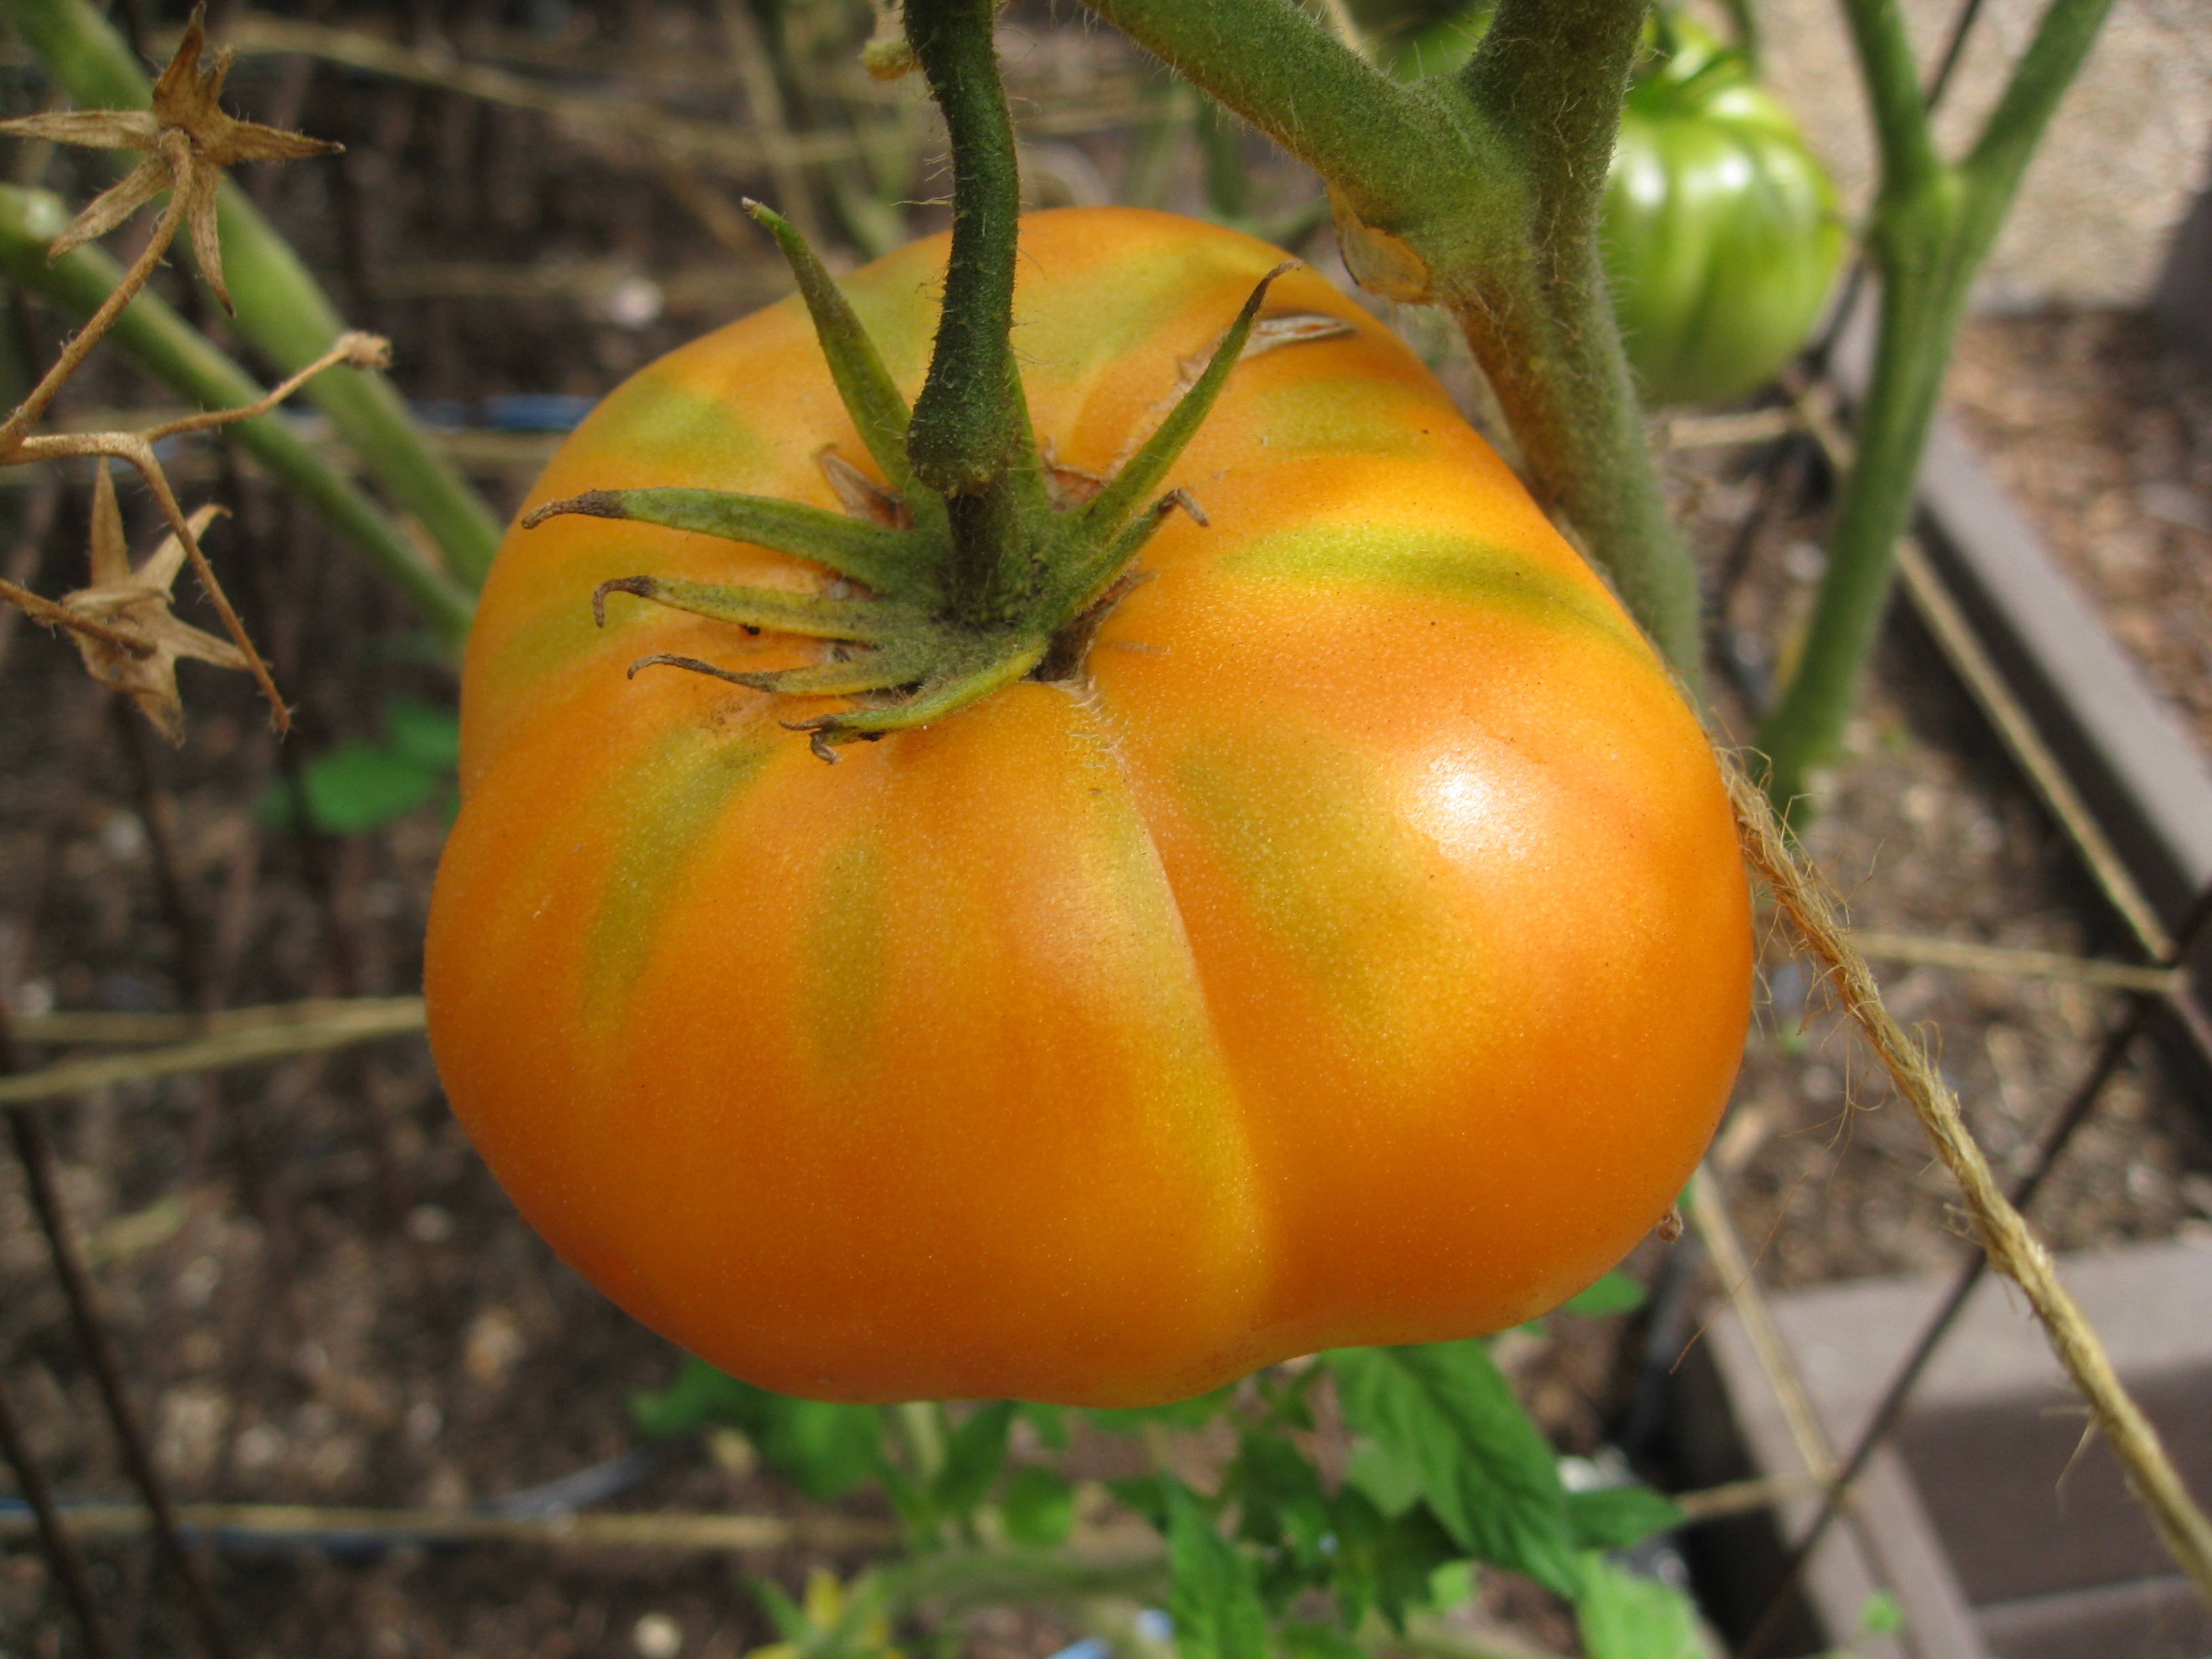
[
  {"xmin": 1080, "ymin": 0, "xmax": 1704, "ymax": 684},
  {"xmin": 0, "ymin": 185, "xmax": 472, "ymax": 649},
  {"xmin": 1755, "ymin": 0, "xmax": 2117, "ymax": 813},
  {"xmin": 1, "ymin": 0, "xmax": 504, "ymax": 586},
  {"xmin": 1753, "ymin": 223, "xmax": 1963, "ymax": 815},
  {"xmin": 902, "ymin": 0, "xmax": 1024, "ymax": 498}
]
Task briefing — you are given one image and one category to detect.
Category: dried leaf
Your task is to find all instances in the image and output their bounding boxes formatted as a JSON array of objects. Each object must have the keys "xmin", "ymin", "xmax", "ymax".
[
  {"xmin": 0, "ymin": 3, "xmax": 339, "ymax": 308},
  {"xmin": 60, "ymin": 464, "xmax": 250, "ymax": 744},
  {"xmin": 47, "ymin": 156, "xmax": 169, "ymax": 260}
]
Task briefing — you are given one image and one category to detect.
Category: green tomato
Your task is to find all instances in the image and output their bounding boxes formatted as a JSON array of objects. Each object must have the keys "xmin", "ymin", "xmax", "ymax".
[{"xmin": 1601, "ymin": 26, "xmax": 1845, "ymax": 407}]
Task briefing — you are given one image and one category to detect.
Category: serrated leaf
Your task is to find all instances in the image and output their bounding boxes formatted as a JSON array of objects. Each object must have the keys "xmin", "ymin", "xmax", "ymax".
[
  {"xmin": 1565, "ymin": 1486, "xmax": 1683, "ymax": 1552},
  {"xmin": 1342, "ymin": 1441, "xmax": 1425, "ymax": 1519},
  {"xmin": 1325, "ymin": 1343, "xmax": 1579, "ymax": 1597},
  {"xmin": 1559, "ymin": 1271, "xmax": 1648, "ymax": 1317},
  {"xmin": 1229, "ymin": 1431, "xmax": 1332, "ymax": 1575},
  {"xmin": 1165, "ymin": 1475, "xmax": 1270, "ymax": 1659},
  {"xmin": 934, "ymin": 1400, "xmax": 1015, "ymax": 1516},
  {"xmin": 1326, "ymin": 1482, "xmax": 1458, "ymax": 1633},
  {"xmin": 1000, "ymin": 1465, "xmax": 1074, "ymax": 1547},
  {"xmin": 1574, "ymin": 1554, "xmax": 1708, "ymax": 1659}
]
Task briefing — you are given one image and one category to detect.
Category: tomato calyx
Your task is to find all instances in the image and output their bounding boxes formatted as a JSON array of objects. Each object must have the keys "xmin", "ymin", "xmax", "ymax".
[{"xmin": 525, "ymin": 215, "xmax": 1292, "ymax": 761}]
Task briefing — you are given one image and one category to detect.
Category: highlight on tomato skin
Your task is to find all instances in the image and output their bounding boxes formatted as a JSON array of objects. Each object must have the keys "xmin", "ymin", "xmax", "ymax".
[{"xmin": 423, "ymin": 207, "xmax": 1754, "ymax": 1408}]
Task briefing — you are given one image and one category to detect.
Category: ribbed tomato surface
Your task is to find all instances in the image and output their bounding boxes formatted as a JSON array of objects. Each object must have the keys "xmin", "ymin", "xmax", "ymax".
[{"xmin": 425, "ymin": 207, "xmax": 1751, "ymax": 1406}]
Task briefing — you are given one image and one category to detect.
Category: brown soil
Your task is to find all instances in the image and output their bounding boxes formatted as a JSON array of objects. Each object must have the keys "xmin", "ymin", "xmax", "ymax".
[
  {"xmin": 1947, "ymin": 308, "xmax": 2212, "ymax": 755},
  {"xmin": 2, "ymin": 6, "xmax": 2209, "ymax": 1657}
]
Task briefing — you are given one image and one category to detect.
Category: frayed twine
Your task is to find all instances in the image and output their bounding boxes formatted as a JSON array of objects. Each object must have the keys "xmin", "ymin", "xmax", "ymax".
[{"xmin": 1720, "ymin": 745, "xmax": 2212, "ymax": 1607}]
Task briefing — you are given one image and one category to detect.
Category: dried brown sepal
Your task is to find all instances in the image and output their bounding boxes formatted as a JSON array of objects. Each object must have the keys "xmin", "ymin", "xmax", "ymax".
[
  {"xmin": 816, "ymin": 447, "xmax": 909, "ymax": 530},
  {"xmin": 57, "ymin": 463, "xmax": 251, "ymax": 745},
  {"xmin": 0, "ymin": 3, "xmax": 340, "ymax": 312}
]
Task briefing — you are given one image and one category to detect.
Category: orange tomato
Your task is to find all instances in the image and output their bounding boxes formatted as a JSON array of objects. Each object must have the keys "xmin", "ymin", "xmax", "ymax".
[{"xmin": 424, "ymin": 207, "xmax": 1750, "ymax": 1406}]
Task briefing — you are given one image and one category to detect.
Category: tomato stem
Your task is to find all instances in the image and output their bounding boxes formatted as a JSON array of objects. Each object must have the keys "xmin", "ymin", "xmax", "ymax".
[
  {"xmin": 901, "ymin": 0, "xmax": 1025, "ymax": 501},
  {"xmin": 1081, "ymin": 0, "xmax": 1706, "ymax": 686},
  {"xmin": 1754, "ymin": 0, "xmax": 2118, "ymax": 816}
]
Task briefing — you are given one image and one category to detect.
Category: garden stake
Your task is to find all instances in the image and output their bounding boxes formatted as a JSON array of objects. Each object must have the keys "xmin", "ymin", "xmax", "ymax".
[
  {"xmin": 1734, "ymin": 874, "xmax": 2212, "ymax": 1659},
  {"xmin": 5, "ymin": 1096, "xmax": 239, "ymax": 1659},
  {"xmin": 0, "ymin": 1004, "xmax": 117, "ymax": 1659},
  {"xmin": 1727, "ymin": 756, "xmax": 2212, "ymax": 1622}
]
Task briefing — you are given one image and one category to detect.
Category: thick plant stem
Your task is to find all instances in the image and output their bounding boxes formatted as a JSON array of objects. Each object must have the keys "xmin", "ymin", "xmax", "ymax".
[
  {"xmin": 901, "ymin": 0, "xmax": 1022, "ymax": 491},
  {"xmin": 1443, "ymin": 0, "xmax": 1702, "ymax": 674},
  {"xmin": 900, "ymin": 0, "xmax": 1038, "ymax": 625},
  {"xmin": 1079, "ymin": 0, "xmax": 1705, "ymax": 685},
  {"xmin": 1754, "ymin": 0, "xmax": 2117, "ymax": 813},
  {"xmin": 1754, "ymin": 224, "xmax": 1963, "ymax": 815},
  {"xmin": 2, "ymin": 0, "xmax": 504, "ymax": 586},
  {"xmin": 0, "ymin": 187, "xmax": 473, "ymax": 649}
]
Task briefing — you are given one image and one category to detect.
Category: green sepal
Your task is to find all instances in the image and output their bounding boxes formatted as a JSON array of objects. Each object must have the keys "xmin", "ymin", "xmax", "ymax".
[
  {"xmin": 745, "ymin": 200, "xmax": 947, "ymax": 535},
  {"xmin": 594, "ymin": 574, "xmax": 922, "ymax": 644},
  {"xmin": 786, "ymin": 635, "xmax": 1048, "ymax": 758},
  {"xmin": 1078, "ymin": 262, "xmax": 1292, "ymax": 541},
  {"xmin": 528, "ymin": 487, "xmax": 935, "ymax": 604}
]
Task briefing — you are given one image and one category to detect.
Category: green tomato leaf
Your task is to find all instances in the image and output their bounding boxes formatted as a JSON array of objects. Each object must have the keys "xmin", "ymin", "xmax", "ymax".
[
  {"xmin": 1109, "ymin": 1472, "xmax": 1172, "ymax": 1532},
  {"xmin": 384, "ymin": 697, "xmax": 462, "ymax": 771},
  {"xmin": 1164, "ymin": 1474, "xmax": 1271, "ymax": 1659},
  {"xmin": 1342, "ymin": 1440, "xmax": 1425, "ymax": 1519},
  {"xmin": 1228, "ymin": 1431, "xmax": 1333, "ymax": 1572},
  {"xmin": 300, "ymin": 743, "xmax": 438, "ymax": 835},
  {"xmin": 879, "ymin": 1454, "xmax": 934, "ymax": 1536},
  {"xmin": 1017, "ymin": 1401, "xmax": 1069, "ymax": 1450},
  {"xmin": 1000, "ymin": 1465, "xmax": 1075, "ymax": 1547},
  {"xmin": 1427, "ymin": 1561, "xmax": 1475, "ymax": 1611},
  {"xmin": 1277, "ymin": 1622, "xmax": 1366, "ymax": 1659},
  {"xmin": 1325, "ymin": 1343, "xmax": 1578, "ymax": 1597},
  {"xmin": 628, "ymin": 1357, "xmax": 884, "ymax": 1500},
  {"xmin": 1325, "ymin": 1481, "xmax": 1459, "ymax": 1633},
  {"xmin": 1574, "ymin": 1554, "xmax": 1709, "ymax": 1659},
  {"xmin": 1088, "ymin": 1385, "xmax": 1237, "ymax": 1435},
  {"xmin": 630, "ymin": 1353, "xmax": 752, "ymax": 1439},
  {"xmin": 1558, "ymin": 1271, "xmax": 1648, "ymax": 1317},
  {"xmin": 1565, "ymin": 1486, "xmax": 1684, "ymax": 1552},
  {"xmin": 933, "ymin": 1400, "xmax": 1015, "ymax": 1516},
  {"xmin": 748, "ymin": 1572, "xmax": 810, "ymax": 1641}
]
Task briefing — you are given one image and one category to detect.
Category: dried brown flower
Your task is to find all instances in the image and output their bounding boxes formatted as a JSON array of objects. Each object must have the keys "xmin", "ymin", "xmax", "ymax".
[
  {"xmin": 0, "ymin": 3, "xmax": 340, "ymax": 312},
  {"xmin": 60, "ymin": 462, "xmax": 253, "ymax": 743}
]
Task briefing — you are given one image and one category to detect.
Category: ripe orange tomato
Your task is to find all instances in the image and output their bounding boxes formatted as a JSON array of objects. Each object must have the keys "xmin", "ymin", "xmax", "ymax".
[{"xmin": 425, "ymin": 207, "xmax": 1751, "ymax": 1408}]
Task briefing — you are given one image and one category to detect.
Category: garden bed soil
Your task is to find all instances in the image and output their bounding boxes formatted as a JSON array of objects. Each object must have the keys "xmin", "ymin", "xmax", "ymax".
[
  {"xmin": 1946, "ymin": 308, "xmax": 2212, "ymax": 759},
  {"xmin": 3, "ymin": 5, "xmax": 2210, "ymax": 1656}
]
